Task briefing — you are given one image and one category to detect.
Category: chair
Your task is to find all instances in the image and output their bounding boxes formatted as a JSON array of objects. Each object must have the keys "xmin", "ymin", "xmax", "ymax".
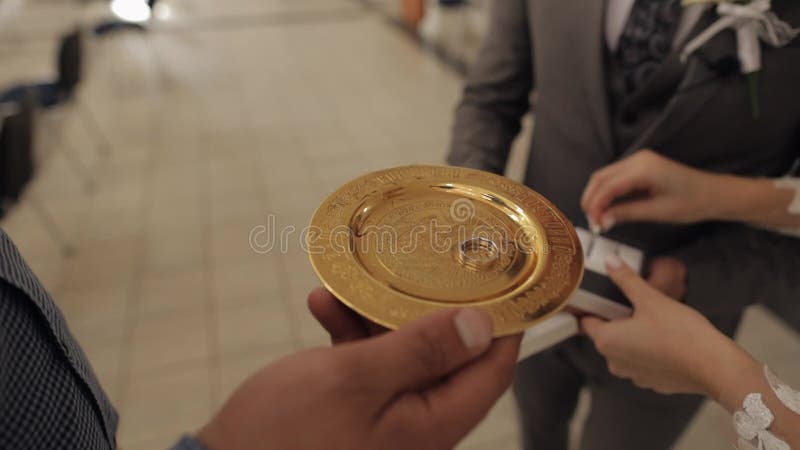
[
  {"xmin": 0, "ymin": 95, "xmax": 75, "ymax": 257},
  {"xmin": 1, "ymin": 30, "xmax": 80, "ymax": 104},
  {"xmin": 0, "ymin": 101, "xmax": 34, "ymax": 214},
  {"xmin": 0, "ymin": 29, "xmax": 112, "ymax": 164}
]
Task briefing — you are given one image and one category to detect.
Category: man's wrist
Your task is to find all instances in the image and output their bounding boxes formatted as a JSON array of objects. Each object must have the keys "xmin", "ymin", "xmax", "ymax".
[
  {"xmin": 194, "ymin": 422, "xmax": 224, "ymax": 450},
  {"xmin": 171, "ymin": 435, "xmax": 213, "ymax": 450}
]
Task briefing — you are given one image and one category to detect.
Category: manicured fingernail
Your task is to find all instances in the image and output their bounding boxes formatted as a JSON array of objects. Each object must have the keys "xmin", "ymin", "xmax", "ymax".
[
  {"xmin": 601, "ymin": 215, "xmax": 616, "ymax": 232},
  {"xmin": 605, "ymin": 254, "xmax": 623, "ymax": 271},
  {"xmin": 588, "ymin": 216, "xmax": 601, "ymax": 234},
  {"xmin": 454, "ymin": 309, "xmax": 492, "ymax": 350}
]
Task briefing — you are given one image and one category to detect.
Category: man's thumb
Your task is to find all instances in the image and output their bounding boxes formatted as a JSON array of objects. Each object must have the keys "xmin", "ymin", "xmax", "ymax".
[{"xmin": 366, "ymin": 308, "xmax": 494, "ymax": 390}]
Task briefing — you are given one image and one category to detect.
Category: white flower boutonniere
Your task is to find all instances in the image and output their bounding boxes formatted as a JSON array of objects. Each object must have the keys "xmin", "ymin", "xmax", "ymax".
[{"xmin": 680, "ymin": 0, "xmax": 800, "ymax": 119}]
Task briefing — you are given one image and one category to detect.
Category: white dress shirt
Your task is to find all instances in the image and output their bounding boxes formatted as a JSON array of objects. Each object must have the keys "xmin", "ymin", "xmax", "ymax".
[{"xmin": 605, "ymin": 0, "xmax": 636, "ymax": 52}]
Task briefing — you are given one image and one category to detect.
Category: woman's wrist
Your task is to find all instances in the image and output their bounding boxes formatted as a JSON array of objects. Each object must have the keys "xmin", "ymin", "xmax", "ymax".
[
  {"xmin": 703, "ymin": 175, "xmax": 777, "ymax": 224},
  {"xmin": 702, "ymin": 174, "xmax": 794, "ymax": 226},
  {"xmin": 697, "ymin": 333, "xmax": 762, "ymax": 412}
]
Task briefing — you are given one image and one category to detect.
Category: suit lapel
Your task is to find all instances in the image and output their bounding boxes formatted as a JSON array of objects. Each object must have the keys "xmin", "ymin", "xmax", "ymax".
[
  {"xmin": 673, "ymin": 4, "xmax": 711, "ymax": 49},
  {"xmin": 567, "ymin": 1, "xmax": 708, "ymax": 159},
  {"xmin": 577, "ymin": 0, "xmax": 615, "ymax": 158},
  {"xmin": 623, "ymin": 5, "xmax": 737, "ymax": 154}
]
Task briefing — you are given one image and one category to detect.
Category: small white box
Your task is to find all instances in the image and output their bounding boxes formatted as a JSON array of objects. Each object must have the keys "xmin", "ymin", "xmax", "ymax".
[{"xmin": 517, "ymin": 228, "xmax": 645, "ymax": 361}]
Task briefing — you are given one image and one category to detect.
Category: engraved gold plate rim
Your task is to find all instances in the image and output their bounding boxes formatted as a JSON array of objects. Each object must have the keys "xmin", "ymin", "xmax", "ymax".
[{"xmin": 308, "ymin": 165, "xmax": 584, "ymax": 336}]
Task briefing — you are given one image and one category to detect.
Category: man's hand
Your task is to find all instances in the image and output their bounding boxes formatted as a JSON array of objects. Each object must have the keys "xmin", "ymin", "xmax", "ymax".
[
  {"xmin": 646, "ymin": 256, "xmax": 687, "ymax": 301},
  {"xmin": 307, "ymin": 287, "xmax": 387, "ymax": 344},
  {"xmin": 197, "ymin": 295, "xmax": 522, "ymax": 450}
]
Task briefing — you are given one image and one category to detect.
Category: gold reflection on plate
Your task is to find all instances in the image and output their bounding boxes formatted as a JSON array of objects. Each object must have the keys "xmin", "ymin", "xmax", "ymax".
[{"xmin": 307, "ymin": 165, "xmax": 584, "ymax": 336}]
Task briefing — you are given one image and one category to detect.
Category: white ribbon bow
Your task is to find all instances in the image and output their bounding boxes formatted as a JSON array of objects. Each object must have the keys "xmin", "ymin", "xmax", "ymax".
[
  {"xmin": 733, "ymin": 393, "xmax": 790, "ymax": 450},
  {"xmin": 681, "ymin": 0, "xmax": 800, "ymax": 74}
]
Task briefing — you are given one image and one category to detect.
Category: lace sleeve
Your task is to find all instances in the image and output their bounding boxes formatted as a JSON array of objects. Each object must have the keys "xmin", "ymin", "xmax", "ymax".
[
  {"xmin": 774, "ymin": 178, "xmax": 800, "ymax": 215},
  {"xmin": 765, "ymin": 366, "xmax": 800, "ymax": 415},
  {"xmin": 755, "ymin": 178, "xmax": 800, "ymax": 238},
  {"xmin": 734, "ymin": 366, "xmax": 800, "ymax": 450}
]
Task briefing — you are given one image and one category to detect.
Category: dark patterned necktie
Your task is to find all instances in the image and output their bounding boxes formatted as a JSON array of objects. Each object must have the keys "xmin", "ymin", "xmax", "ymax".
[{"xmin": 617, "ymin": 0, "xmax": 683, "ymax": 93}]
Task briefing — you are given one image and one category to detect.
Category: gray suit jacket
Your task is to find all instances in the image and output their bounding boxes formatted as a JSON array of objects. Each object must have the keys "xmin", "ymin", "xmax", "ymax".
[{"xmin": 449, "ymin": 0, "xmax": 800, "ymax": 316}]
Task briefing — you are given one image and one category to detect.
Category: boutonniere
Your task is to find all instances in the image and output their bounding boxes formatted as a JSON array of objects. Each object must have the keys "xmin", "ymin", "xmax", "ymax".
[{"xmin": 680, "ymin": 0, "xmax": 799, "ymax": 119}]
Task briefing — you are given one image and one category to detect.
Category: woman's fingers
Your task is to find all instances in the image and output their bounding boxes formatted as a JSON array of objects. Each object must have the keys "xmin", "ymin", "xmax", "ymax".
[
  {"xmin": 585, "ymin": 171, "xmax": 653, "ymax": 229},
  {"xmin": 582, "ymin": 150, "xmax": 675, "ymax": 227},
  {"xmin": 604, "ymin": 255, "xmax": 670, "ymax": 308},
  {"xmin": 579, "ymin": 316, "xmax": 609, "ymax": 342},
  {"xmin": 581, "ymin": 161, "xmax": 627, "ymax": 216},
  {"xmin": 601, "ymin": 197, "xmax": 673, "ymax": 227}
]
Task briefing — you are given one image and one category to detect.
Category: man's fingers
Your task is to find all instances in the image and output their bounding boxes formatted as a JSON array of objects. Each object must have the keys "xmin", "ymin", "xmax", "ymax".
[
  {"xmin": 646, "ymin": 266, "xmax": 675, "ymax": 297},
  {"xmin": 365, "ymin": 308, "xmax": 495, "ymax": 391},
  {"xmin": 307, "ymin": 287, "xmax": 368, "ymax": 344},
  {"xmin": 364, "ymin": 319, "xmax": 389, "ymax": 337},
  {"xmin": 645, "ymin": 257, "xmax": 687, "ymax": 300},
  {"xmin": 409, "ymin": 334, "xmax": 522, "ymax": 447}
]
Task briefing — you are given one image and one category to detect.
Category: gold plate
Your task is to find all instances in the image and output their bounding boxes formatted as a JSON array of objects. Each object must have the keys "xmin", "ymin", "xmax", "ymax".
[{"xmin": 307, "ymin": 165, "xmax": 584, "ymax": 336}]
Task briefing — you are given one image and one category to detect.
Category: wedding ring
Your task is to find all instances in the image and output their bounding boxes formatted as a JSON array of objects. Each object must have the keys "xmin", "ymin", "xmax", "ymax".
[{"xmin": 457, "ymin": 237, "xmax": 500, "ymax": 271}]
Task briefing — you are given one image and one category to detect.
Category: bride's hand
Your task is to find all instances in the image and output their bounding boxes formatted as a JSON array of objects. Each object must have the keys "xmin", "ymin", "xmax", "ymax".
[
  {"xmin": 581, "ymin": 150, "xmax": 722, "ymax": 231},
  {"xmin": 580, "ymin": 254, "xmax": 752, "ymax": 397}
]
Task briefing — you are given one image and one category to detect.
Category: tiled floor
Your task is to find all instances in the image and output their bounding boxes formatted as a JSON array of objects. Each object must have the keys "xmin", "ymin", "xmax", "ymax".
[{"xmin": 1, "ymin": 1, "xmax": 798, "ymax": 449}]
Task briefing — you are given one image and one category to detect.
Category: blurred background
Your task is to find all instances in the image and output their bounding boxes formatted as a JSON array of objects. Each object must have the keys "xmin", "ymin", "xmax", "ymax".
[{"xmin": 0, "ymin": 0, "xmax": 797, "ymax": 449}]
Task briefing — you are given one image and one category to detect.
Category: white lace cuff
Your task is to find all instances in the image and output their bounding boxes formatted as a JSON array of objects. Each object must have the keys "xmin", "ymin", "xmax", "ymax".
[
  {"xmin": 774, "ymin": 178, "xmax": 800, "ymax": 216},
  {"xmin": 760, "ymin": 178, "xmax": 800, "ymax": 238},
  {"xmin": 734, "ymin": 366, "xmax": 800, "ymax": 450},
  {"xmin": 765, "ymin": 366, "xmax": 800, "ymax": 415}
]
